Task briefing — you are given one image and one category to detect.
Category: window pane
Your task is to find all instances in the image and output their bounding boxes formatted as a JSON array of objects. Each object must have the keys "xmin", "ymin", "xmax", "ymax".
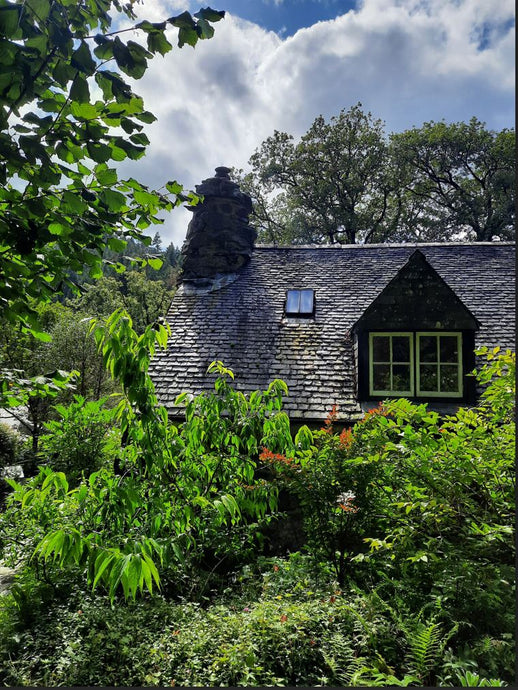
[
  {"xmin": 299, "ymin": 289, "xmax": 314, "ymax": 313},
  {"xmin": 373, "ymin": 364, "xmax": 390, "ymax": 391},
  {"xmin": 372, "ymin": 336, "xmax": 390, "ymax": 362},
  {"xmin": 392, "ymin": 365, "xmax": 411, "ymax": 392},
  {"xmin": 420, "ymin": 336, "xmax": 437, "ymax": 363},
  {"xmin": 440, "ymin": 336, "xmax": 458, "ymax": 363},
  {"xmin": 420, "ymin": 364, "xmax": 438, "ymax": 392},
  {"xmin": 392, "ymin": 336, "xmax": 410, "ymax": 362},
  {"xmin": 440, "ymin": 365, "xmax": 459, "ymax": 393},
  {"xmin": 286, "ymin": 290, "xmax": 300, "ymax": 313}
]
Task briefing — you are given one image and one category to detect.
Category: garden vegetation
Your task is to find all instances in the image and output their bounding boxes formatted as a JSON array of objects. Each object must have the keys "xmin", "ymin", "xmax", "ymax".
[
  {"xmin": 0, "ymin": 1, "xmax": 514, "ymax": 686},
  {"xmin": 0, "ymin": 324, "xmax": 515, "ymax": 686}
]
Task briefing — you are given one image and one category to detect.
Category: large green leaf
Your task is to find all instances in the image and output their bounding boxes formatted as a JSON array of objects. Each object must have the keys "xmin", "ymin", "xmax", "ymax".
[
  {"xmin": 197, "ymin": 18, "xmax": 214, "ymax": 40},
  {"xmin": 194, "ymin": 8, "xmax": 226, "ymax": 22},
  {"xmin": 146, "ymin": 31, "xmax": 172, "ymax": 56},
  {"xmin": 71, "ymin": 40, "xmax": 96, "ymax": 75},
  {"xmin": 70, "ymin": 73, "xmax": 90, "ymax": 104},
  {"xmin": 100, "ymin": 188, "xmax": 127, "ymax": 212},
  {"xmin": 0, "ymin": 5, "xmax": 22, "ymax": 37}
]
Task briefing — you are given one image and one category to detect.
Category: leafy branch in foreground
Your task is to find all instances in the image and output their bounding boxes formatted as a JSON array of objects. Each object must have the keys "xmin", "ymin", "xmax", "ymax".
[
  {"xmin": 2, "ymin": 310, "xmax": 291, "ymax": 601},
  {"xmin": 0, "ymin": 0, "xmax": 224, "ymax": 334}
]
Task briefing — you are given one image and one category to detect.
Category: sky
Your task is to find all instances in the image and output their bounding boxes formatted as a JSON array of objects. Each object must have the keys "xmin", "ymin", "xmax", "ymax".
[{"xmin": 117, "ymin": 0, "xmax": 515, "ymax": 247}]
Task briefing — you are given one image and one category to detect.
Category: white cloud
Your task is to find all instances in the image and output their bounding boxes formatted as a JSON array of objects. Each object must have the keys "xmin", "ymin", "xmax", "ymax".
[{"xmin": 120, "ymin": 0, "xmax": 515, "ymax": 246}]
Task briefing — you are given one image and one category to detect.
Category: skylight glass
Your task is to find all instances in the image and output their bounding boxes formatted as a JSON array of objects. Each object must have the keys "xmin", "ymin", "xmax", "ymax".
[{"xmin": 286, "ymin": 289, "xmax": 314, "ymax": 315}]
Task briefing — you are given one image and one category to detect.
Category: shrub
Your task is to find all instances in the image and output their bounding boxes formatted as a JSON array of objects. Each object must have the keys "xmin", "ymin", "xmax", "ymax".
[
  {"xmin": 0, "ymin": 422, "xmax": 22, "ymax": 469},
  {"xmin": 1, "ymin": 313, "xmax": 291, "ymax": 600},
  {"xmin": 38, "ymin": 396, "xmax": 120, "ymax": 485}
]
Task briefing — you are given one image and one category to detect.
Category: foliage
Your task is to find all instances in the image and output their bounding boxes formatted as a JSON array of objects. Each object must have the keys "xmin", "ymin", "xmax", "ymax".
[
  {"xmin": 68, "ymin": 269, "xmax": 175, "ymax": 335},
  {"xmin": 0, "ymin": 344, "xmax": 514, "ymax": 685},
  {"xmin": 258, "ymin": 348, "xmax": 515, "ymax": 684},
  {"xmin": 0, "ymin": 421, "xmax": 22, "ymax": 469},
  {"xmin": 391, "ymin": 118, "xmax": 515, "ymax": 241},
  {"xmin": 238, "ymin": 106, "xmax": 514, "ymax": 245},
  {"xmin": 0, "ymin": 301, "xmax": 116, "ymax": 453},
  {"xmin": 38, "ymin": 395, "xmax": 120, "ymax": 485},
  {"xmin": 1, "ymin": 312, "xmax": 292, "ymax": 601},
  {"xmin": 237, "ymin": 104, "xmax": 399, "ymax": 245},
  {"xmin": 0, "ymin": 0, "xmax": 224, "ymax": 336},
  {"xmin": 0, "ymin": 558, "xmax": 510, "ymax": 687},
  {"xmin": 259, "ymin": 408, "xmax": 383, "ymax": 584}
]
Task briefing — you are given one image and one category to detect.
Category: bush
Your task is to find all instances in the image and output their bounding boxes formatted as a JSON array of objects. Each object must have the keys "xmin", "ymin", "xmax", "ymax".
[
  {"xmin": 38, "ymin": 395, "xmax": 120, "ymax": 485},
  {"xmin": 0, "ymin": 566, "xmax": 402, "ymax": 687},
  {"xmin": 259, "ymin": 349, "xmax": 515, "ymax": 683},
  {"xmin": 0, "ymin": 422, "xmax": 22, "ymax": 470},
  {"xmin": 1, "ymin": 559, "xmax": 509, "ymax": 687},
  {"xmin": 0, "ymin": 315, "xmax": 292, "ymax": 601}
]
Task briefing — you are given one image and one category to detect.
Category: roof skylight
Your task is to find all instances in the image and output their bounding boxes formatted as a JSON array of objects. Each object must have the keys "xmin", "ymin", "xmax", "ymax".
[{"xmin": 286, "ymin": 289, "xmax": 314, "ymax": 316}]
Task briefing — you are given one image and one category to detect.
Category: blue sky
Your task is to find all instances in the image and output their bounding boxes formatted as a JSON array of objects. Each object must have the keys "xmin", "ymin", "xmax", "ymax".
[
  {"xmin": 211, "ymin": 0, "xmax": 357, "ymax": 36},
  {"xmin": 126, "ymin": 0, "xmax": 515, "ymax": 246}
]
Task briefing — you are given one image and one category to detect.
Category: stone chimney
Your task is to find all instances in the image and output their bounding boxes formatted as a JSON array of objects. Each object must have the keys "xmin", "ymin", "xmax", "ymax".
[{"xmin": 180, "ymin": 167, "xmax": 256, "ymax": 285}]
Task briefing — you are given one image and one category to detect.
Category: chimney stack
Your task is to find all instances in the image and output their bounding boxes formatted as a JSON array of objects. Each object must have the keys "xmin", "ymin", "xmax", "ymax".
[{"xmin": 180, "ymin": 167, "xmax": 256, "ymax": 284}]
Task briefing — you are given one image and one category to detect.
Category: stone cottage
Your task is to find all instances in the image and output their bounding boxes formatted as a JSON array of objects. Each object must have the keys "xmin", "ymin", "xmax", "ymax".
[{"xmin": 149, "ymin": 168, "xmax": 515, "ymax": 424}]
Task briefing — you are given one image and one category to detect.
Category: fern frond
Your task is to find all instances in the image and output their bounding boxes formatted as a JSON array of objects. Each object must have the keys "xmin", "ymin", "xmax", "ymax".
[{"xmin": 407, "ymin": 620, "xmax": 443, "ymax": 678}]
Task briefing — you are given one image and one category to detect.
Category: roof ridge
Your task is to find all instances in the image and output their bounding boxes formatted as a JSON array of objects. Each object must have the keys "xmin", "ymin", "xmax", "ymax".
[{"xmin": 255, "ymin": 241, "xmax": 515, "ymax": 249}]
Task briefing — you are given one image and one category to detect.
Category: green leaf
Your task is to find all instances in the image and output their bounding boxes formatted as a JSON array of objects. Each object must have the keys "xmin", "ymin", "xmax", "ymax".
[
  {"xmin": 86, "ymin": 142, "xmax": 112, "ymax": 163},
  {"xmin": 27, "ymin": 0, "xmax": 51, "ymax": 22},
  {"xmin": 26, "ymin": 34, "xmax": 48, "ymax": 56},
  {"xmin": 129, "ymin": 132, "xmax": 149, "ymax": 146},
  {"xmin": 194, "ymin": 8, "xmax": 226, "ymax": 22},
  {"xmin": 96, "ymin": 166, "xmax": 118, "ymax": 186},
  {"xmin": 133, "ymin": 189, "xmax": 159, "ymax": 206},
  {"xmin": 136, "ymin": 111, "xmax": 157, "ymax": 124},
  {"xmin": 48, "ymin": 222, "xmax": 69, "ymax": 236},
  {"xmin": 70, "ymin": 74, "xmax": 90, "ymax": 104},
  {"xmin": 93, "ymin": 37, "xmax": 114, "ymax": 61},
  {"xmin": 71, "ymin": 40, "xmax": 96, "ymax": 75},
  {"xmin": 147, "ymin": 257, "xmax": 163, "ymax": 270},
  {"xmin": 92, "ymin": 550, "xmax": 117, "ymax": 590},
  {"xmin": 0, "ymin": 5, "xmax": 22, "ymax": 37},
  {"xmin": 100, "ymin": 189, "xmax": 127, "ymax": 212},
  {"xmin": 107, "ymin": 237, "xmax": 127, "ymax": 251},
  {"xmin": 166, "ymin": 181, "xmax": 183, "ymax": 195},
  {"xmin": 146, "ymin": 31, "xmax": 172, "ymax": 56},
  {"xmin": 109, "ymin": 145, "xmax": 127, "ymax": 161},
  {"xmin": 89, "ymin": 263, "xmax": 103, "ymax": 280},
  {"xmin": 196, "ymin": 18, "xmax": 214, "ymax": 40},
  {"xmin": 29, "ymin": 329, "xmax": 52, "ymax": 342},
  {"xmin": 52, "ymin": 60, "xmax": 76, "ymax": 87},
  {"xmin": 168, "ymin": 11, "xmax": 196, "ymax": 29},
  {"xmin": 70, "ymin": 101, "xmax": 99, "ymax": 119},
  {"xmin": 62, "ymin": 190, "xmax": 87, "ymax": 214},
  {"xmin": 177, "ymin": 26, "xmax": 198, "ymax": 48}
]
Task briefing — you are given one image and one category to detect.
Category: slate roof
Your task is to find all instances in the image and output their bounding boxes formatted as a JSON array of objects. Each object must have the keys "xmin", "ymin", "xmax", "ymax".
[{"xmin": 149, "ymin": 242, "xmax": 515, "ymax": 422}]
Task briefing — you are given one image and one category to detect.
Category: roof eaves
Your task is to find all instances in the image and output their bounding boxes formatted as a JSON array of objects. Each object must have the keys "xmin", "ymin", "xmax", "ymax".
[{"xmin": 255, "ymin": 241, "xmax": 515, "ymax": 250}]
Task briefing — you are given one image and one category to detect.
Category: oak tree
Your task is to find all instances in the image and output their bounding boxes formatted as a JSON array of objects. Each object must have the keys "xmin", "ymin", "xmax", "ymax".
[
  {"xmin": 239, "ymin": 104, "xmax": 403, "ymax": 245},
  {"xmin": 391, "ymin": 118, "xmax": 515, "ymax": 241}
]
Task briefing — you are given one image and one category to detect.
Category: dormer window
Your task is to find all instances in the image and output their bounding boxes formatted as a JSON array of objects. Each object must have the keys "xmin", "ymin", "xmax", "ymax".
[
  {"xmin": 370, "ymin": 333, "xmax": 413, "ymax": 396},
  {"xmin": 285, "ymin": 289, "xmax": 314, "ymax": 316},
  {"xmin": 353, "ymin": 250, "xmax": 479, "ymax": 404},
  {"xmin": 369, "ymin": 331, "xmax": 463, "ymax": 398},
  {"xmin": 416, "ymin": 332, "xmax": 462, "ymax": 397}
]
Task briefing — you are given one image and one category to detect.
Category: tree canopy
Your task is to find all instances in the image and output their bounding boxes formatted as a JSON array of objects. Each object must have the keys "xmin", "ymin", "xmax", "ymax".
[
  {"xmin": 0, "ymin": 0, "xmax": 224, "ymax": 335},
  {"xmin": 236, "ymin": 105, "xmax": 515, "ymax": 246},
  {"xmin": 391, "ymin": 118, "xmax": 515, "ymax": 242}
]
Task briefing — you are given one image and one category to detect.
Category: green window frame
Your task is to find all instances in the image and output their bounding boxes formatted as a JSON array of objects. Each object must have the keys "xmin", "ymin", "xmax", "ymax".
[
  {"xmin": 368, "ymin": 331, "xmax": 463, "ymax": 398},
  {"xmin": 416, "ymin": 332, "xmax": 463, "ymax": 398},
  {"xmin": 369, "ymin": 332, "xmax": 414, "ymax": 397}
]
